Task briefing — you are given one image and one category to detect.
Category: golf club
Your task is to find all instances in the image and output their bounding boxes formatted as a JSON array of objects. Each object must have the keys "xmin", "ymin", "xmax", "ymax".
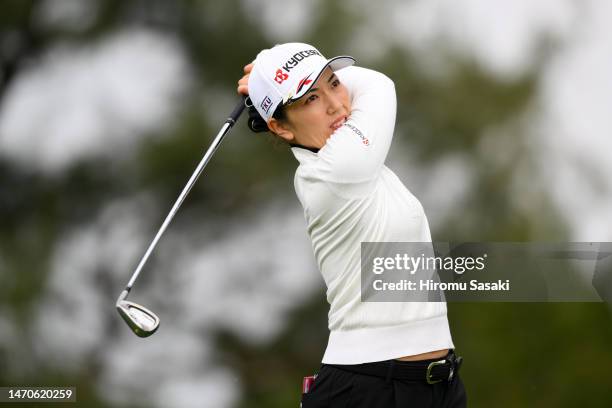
[{"xmin": 117, "ymin": 96, "xmax": 248, "ymax": 337}]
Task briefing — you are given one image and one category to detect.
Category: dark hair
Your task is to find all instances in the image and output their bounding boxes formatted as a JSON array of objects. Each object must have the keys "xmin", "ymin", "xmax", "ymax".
[{"xmin": 246, "ymin": 99, "xmax": 287, "ymax": 133}]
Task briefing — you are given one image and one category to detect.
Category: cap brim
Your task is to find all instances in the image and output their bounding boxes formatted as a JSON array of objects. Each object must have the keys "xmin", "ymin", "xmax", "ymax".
[{"xmin": 286, "ymin": 55, "xmax": 355, "ymax": 104}]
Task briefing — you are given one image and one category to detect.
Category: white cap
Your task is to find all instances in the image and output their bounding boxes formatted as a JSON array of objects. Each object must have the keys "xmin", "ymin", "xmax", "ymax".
[{"xmin": 248, "ymin": 42, "xmax": 355, "ymax": 122}]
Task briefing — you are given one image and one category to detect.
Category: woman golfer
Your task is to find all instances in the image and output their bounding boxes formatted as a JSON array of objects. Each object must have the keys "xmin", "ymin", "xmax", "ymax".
[{"xmin": 237, "ymin": 43, "xmax": 467, "ymax": 407}]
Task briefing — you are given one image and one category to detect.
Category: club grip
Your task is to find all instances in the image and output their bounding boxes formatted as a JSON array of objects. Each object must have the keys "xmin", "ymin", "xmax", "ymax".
[{"xmin": 227, "ymin": 95, "xmax": 248, "ymax": 126}]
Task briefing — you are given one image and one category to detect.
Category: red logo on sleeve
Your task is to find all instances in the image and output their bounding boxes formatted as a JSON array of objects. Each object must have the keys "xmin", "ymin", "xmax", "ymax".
[{"xmin": 344, "ymin": 123, "xmax": 369, "ymax": 146}]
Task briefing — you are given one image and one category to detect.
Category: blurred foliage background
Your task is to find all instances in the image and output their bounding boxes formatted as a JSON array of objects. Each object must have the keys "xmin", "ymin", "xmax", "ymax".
[{"xmin": 1, "ymin": 0, "xmax": 611, "ymax": 407}]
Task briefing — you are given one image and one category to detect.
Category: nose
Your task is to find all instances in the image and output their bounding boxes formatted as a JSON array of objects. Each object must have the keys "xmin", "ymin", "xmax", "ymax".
[{"xmin": 327, "ymin": 93, "xmax": 344, "ymax": 115}]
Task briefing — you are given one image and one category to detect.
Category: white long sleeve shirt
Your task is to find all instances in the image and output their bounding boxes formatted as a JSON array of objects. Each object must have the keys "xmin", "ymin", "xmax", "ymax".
[{"xmin": 291, "ymin": 66, "xmax": 454, "ymax": 364}]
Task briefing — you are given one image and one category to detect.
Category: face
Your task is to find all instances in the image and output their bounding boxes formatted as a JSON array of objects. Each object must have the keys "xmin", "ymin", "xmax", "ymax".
[{"xmin": 268, "ymin": 67, "xmax": 351, "ymax": 149}]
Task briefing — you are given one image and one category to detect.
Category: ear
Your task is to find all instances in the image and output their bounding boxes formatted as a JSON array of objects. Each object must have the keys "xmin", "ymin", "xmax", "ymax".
[{"xmin": 267, "ymin": 118, "xmax": 295, "ymax": 142}]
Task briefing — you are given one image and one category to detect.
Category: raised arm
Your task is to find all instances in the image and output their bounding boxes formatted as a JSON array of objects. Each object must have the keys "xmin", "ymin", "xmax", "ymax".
[{"xmin": 317, "ymin": 66, "xmax": 397, "ymax": 188}]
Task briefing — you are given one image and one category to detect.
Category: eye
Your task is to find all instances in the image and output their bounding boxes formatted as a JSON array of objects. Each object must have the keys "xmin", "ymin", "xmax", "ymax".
[
  {"xmin": 305, "ymin": 94, "xmax": 318, "ymax": 104},
  {"xmin": 331, "ymin": 79, "xmax": 341, "ymax": 88}
]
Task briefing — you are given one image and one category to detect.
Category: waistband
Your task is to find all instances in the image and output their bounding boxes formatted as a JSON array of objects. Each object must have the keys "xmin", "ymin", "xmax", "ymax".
[{"xmin": 324, "ymin": 349, "xmax": 463, "ymax": 384}]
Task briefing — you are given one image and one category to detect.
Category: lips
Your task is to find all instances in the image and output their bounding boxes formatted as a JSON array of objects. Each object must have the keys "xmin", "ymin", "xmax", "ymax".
[{"xmin": 330, "ymin": 116, "xmax": 348, "ymax": 131}]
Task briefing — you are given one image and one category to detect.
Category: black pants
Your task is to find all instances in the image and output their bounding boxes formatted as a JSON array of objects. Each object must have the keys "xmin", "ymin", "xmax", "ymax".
[{"xmin": 301, "ymin": 359, "xmax": 467, "ymax": 407}]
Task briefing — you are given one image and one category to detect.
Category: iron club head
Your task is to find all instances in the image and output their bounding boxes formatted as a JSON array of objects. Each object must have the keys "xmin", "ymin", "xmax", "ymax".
[{"xmin": 116, "ymin": 290, "xmax": 160, "ymax": 337}]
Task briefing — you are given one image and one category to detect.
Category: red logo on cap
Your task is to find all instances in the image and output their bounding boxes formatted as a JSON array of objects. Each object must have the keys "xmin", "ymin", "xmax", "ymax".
[
  {"xmin": 274, "ymin": 69, "xmax": 289, "ymax": 84},
  {"xmin": 296, "ymin": 74, "xmax": 313, "ymax": 94}
]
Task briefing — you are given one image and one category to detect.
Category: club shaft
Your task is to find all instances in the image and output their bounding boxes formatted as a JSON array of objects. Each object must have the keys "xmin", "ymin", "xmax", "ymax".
[{"xmin": 125, "ymin": 107, "xmax": 242, "ymax": 290}]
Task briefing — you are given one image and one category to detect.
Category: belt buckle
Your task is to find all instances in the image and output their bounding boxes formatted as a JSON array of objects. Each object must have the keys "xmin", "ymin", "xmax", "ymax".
[{"xmin": 426, "ymin": 359, "xmax": 447, "ymax": 384}]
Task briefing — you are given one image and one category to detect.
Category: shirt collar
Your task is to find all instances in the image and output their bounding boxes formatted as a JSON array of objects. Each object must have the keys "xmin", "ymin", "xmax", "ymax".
[
  {"xmin": 289, "ymin": 143, "xmax": 320, "ymax": 153},
  {"xmin": 290, "ymin": 144, "xmax": 319, "ymax": 164}
]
